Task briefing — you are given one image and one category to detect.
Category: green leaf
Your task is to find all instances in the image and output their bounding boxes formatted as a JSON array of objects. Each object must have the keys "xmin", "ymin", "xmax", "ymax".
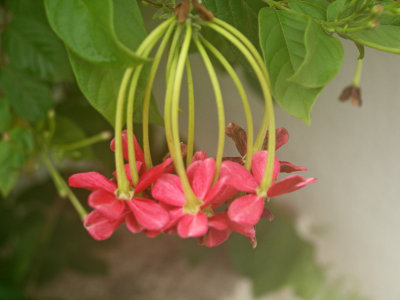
[
  {"xmin": 326, "ymin": 0, "xmax": 347, "ymax": 22},
  {"xmin": 347, "ymin": 25, "xmax": 400, "ymax": 54},
  {"xmin": 8, "ymin": 0, "xmax": 47, "ymax": 20},
  {"xmin": 0, "ymin": 99, "xmax": 12, "ymax": 133},
  {"xmin": 44, "ymin": 0, "xmax": 148, "ymax": 66},
  {"xmin": 2, "ymin": 17, "xmax": 72, "ymax": 81},
  {"xmin": 289, "ymin": 0, "xmax": 329, "ymax": 21},
  {"xmin": 259, "ymin": 7, "xmax": 322, "ymax": 124},
  {"xmin": 0, "ymin": 66, "xmax": 53, "ymax": 122},
  {"xmin": 202, "ymin": 0, "xmax": 266, "ymax": 47},
  {"xmin": 0, "ymin": 128, "xmax": 34, "ymax": 196},
  {"xmin": 67, "ymin": 0, "xmax": 163, "ymax": 126},
  {"xmin": 290, "ymin": 21, "xmax": 344, "ymax": 87}
]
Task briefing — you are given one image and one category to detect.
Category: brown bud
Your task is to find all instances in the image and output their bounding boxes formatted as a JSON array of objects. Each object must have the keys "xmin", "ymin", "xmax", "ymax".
[
  {"xmin": 192, "ymin": 0, "xmax": 214, "ymax": 22},
  {"xmin": 225, "ymin": 122, "xmax": 247, "ymax": 157},
  {"xmin": 174, "ymin": 0, "xmax": 190, "ymax": 23},
  {"xmin": 339, "ymin": 85, "xmax": 362, "ymax": 106}
]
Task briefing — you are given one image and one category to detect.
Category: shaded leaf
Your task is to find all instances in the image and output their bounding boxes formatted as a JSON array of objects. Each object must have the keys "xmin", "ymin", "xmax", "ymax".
[
  {"xmin": 44, "ymin": 0, "xmax": 148, "ymax": 66},
  {"xmin": 347, "ymin": 25, "xmax": 400, "ymax": 54},
  {"xmin": 0, "ymin": 98, "xmax": 12, "ymax": 133},
  {"xmin": 0, "ymin": 66, "xmax": 53, "ymax": 122},
  {"xmin": 51, "ymin": 116, "xmax": 93, "ymax": 160},
  {"xmin": 0, "ymin": 128, "xmax": 34, "ymax": 196},
  {"xmin": 3, "ymin": 16, "xmax": 72, "ymax": 81},
  {"xmin": 228, "ymin": 214, "xmax": 303, "ymax": 296},
  {"xmin": 290, "ymin": 21, "xmax": 344, "ymax": 87},
  {"xmin": 67, "ymin": 0, "xmax": 163, "ymax": 126},
  {"xmin": 202, "ymin": 0, "xmax": 265, "ymax": 47},
  {"xmin": 289, "ymin": 0, "xmax": 329, "ymax": 21},
  {"xmin": 259, "ymin": 7, "xmax": 322, "ymax": 124},
  {"xmin": 326, "ymin": 0, "xmax": 347, "ymax": 22}
]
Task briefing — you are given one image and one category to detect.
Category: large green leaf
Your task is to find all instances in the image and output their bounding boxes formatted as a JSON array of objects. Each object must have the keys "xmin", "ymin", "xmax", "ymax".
[
  {"xmin": 0, "ymin": 66, "xmax": 53, "ymax": 122},
  {"xmin": 259, "ymin": 7, "xmax": 322, "ymax": 124},
  {"xmin": 67, "ymin": 0, "xmax": 163, "ymax": 126},
  {"xmin": 0, "ymin": 99, "xmax": 12, "ymax": 134},
  {"xmin": 290, "ymin": 21, "xmax": 344, "ymax": 87},
  {"xmin": 326, "ymin": 0, "xmax": 347, "ymax": 22},
  {"xmin": 0, "ymin": 128, "xmax": 34, "ymax": 196},
  {"xmin": 44, "ymin": 0, "xmax": 148, "ymax": 66},
  {"xmin": 2, "ymin": 17, "xmax": 72, "ymax": 81},
  {"xmin": 289, "ymin": 0, "xmax": 329, "ymax": 21},
  {"xmin": 347, "ymin": 25, "xmax": 400, "ymax": 54},
  {"xmin": 202, "ymin": 0, "xmax": 266, "ymax": 47}
]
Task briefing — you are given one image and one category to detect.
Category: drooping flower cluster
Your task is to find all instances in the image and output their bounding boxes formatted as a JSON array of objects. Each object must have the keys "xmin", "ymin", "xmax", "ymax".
[
  {"xmin": 68, "ymin": 4, "xmax": 317, "ymax": 248},
  {"xmin": 69, "ymin": 128, "xmax": 316, "ymax": 247}
]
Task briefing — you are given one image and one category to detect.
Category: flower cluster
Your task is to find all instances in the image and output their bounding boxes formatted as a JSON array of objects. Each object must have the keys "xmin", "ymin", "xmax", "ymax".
[
  {"xmin": 68, "ymin": 8, "xmax": 317, "ymax": 248},
  {"xmin": 69, "ymin": 128, "xmax": 316, "ymax": 247}
]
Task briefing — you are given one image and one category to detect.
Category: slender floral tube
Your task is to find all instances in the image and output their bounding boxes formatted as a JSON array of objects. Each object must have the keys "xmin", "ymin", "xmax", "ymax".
[
  {"xmin": 115, "ymin": 17, "xmax": 175, "ymax": 196},
  {"xmin": 170, "ymin": 22, "xmax": 201, "ymax": 212},
  {"xmin": 142, "ymin": 21, "xmax": 176, "ymax": 170},
  {"xmin": 205, "ymin": 21, "xmax": 276, "ymax": 194},
  {"xmin": 194, "ymin": 36, "xmax": 225, "ymax": 182},
  {"xmin": 200, "ymin": 36, "xmax": 254, "ymax": 170},
  {"xmin": 185, "ymin": 58, "xmax": 195, "ymax": 166}
]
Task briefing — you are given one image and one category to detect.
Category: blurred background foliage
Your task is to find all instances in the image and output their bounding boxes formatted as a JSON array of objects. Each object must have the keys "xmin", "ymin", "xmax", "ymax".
[{"xmin": 2, "ymin": 0, "xmax": 397, "ymax": 298}]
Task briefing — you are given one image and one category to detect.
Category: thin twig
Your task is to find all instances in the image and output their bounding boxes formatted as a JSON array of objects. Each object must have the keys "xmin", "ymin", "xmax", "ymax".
[{"xmin": 143, "ymin": 0, "xmax": 173, "ymax": 9}]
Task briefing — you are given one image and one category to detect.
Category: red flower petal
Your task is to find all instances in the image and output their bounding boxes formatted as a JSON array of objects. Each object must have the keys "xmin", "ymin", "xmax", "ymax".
[
  {"xmin": 69, "ymin": 172, "xmax": 117, "ymax": 193},
  {"xmin": 279, "ymin": 161, "xmax": 307, "ymax": 173},
  {"xmin": 152, "ymin": 174, "xmax": 186, "ymax": 207},
  {"xmin": 190, "ymin": 158, "xmax": 215, "ymax": 199},
  {"xmin": 204, "ymin": 228, "xmax": 232, "ymax": 247},
  {"xmin": 126, "ymin": 198, "xmax": 170, "ymax": 231},
  {"xmin": 228, "ymin": 194, "xmax": 264, "ymax": 226},
  {"xmin": 208, "ymin": 213, "xmax": 230, "ymax": 230},
  {"xmin": 84, "ymin": 210, "xmax": 123, "ymax": 241},
  {"xmin": 203, "ymin": 177, "xmax": 237, "ymax": 207},
  {"xmin": 251, "ymin": 151, "xmax": 280, "ymax": 185},
  {"xmin": 110, "ymin": 130, "xmax": 145, "ymax": 163},
  {"xmin": 220, "ymin": 160, "xmax": 258, "ymax": 193},
  {"xmin": 177, "ymin": 212, "xmax": 208, "ymax": 238},
  {"xmin": 135, "ymin": 158, "xmax": 172, "ymax": 194},
  {"xmin": 267, "ymin": 175, "xmax": 317, "ymax": 198},
  {"xmin": 88, "ymin": 190, "xmax": 125, "ymax": 220},
  {"xmin": 125, "ymin": 213, "xmax": 143, "ymax": 234},
  {"xmin": 229, "ymin": 221, "xmax": 256, "ymax": 247}
]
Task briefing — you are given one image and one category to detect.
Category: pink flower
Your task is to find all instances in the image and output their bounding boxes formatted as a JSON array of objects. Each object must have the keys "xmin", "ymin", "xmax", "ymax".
[
  {"xmin": 110, "ymin": 130, "xmax": 145, "ymax": 164},
  {"xmin": 69, "ymin": 133, "xmax": 172, "ymax": 240},
  {"xmin": 221, "ymin": 151, "xmax": 317, "ymax": 226},
  {"xmin": 151, "ymin": 154, "xmax": 236, "ymax": 239}
]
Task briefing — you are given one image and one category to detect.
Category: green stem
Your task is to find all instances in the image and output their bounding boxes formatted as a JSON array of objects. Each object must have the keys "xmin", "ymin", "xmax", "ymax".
[
  {"xmin": 41, "ymin": 152, "xmax": 87, "ymax": 220},
  {"xmin": 115, "ymin": 68, "xmax": 133, "ymax": 195},
  {"xmin": 164, "ymin": 35, "xmax": 180, "ymax": 168},
  {"xmin": 194, "ymin": 37, "xmax": 225, "ymax": 182},
  {"xmin": 200, "ymin": 36, "xmax": 254, "ymax": 170},
  {"xmin": 185, "ymin": 58, "xmax": 195, "ymax": 166},
  {"xmin": 142, "ymin": 21, "xmax": 176, "ymax": 170},
  {"xmin": 126, "ymin": 67, "xmax": 144, "ymax": 186},
  {"xmin": 55, "ymin": 131, "xmax": 111, "ymax": 152},
  {"xmin": 213, "ymin": 18, "xmax": 270, "ymax": 83},
  {"xmin": 352, "ymin": 58, "xmax": 363, "ymax": 87},
  {"xmin": 206, "ymin": 21, "xmax": 276, "ymax": 194},
  {"xmin": 170, "ymin": 22, "xmax": 199, "ymax": 212},
  {"xmin": 123, "ymin": 17, "xmax": 176, "ymax": 190},
  {"xmin": 166, "ymin": 24, "xmax": 184, "ymax": 82}
]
